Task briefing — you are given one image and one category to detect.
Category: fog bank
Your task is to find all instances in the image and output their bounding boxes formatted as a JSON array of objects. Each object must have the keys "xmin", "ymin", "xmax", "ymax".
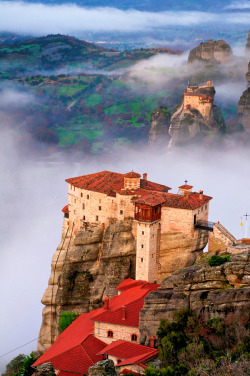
[{"xmin": 0, "ymin": 130, "xmax": 250, "ymax": 371}]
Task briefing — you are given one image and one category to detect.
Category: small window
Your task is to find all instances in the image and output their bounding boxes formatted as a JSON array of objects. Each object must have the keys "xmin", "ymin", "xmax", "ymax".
[
  {"xmin": 74, "ymin": 186, "xmax": 75, "ymax": 191},
  {"xmin": 120, "ymin": 210, "xmax": 123, "ymax": 215},
  {"xmin": 74, "ymin": 199, "xmax": 76, "ymax": 203},
  {"xmin": 83, "ymin": 215, "xmax": 86, "ymax": 221},
  {"xmin": 87, "ymin": 195, "xmax": 90, "ymax": 199},
  {"xmin": 81, "ymin": 193, "xmax": 83, "ymax": 197},
  {"xmin": 99, "ymin": 206, "xmax": 102, "ymax": 211},
  {"xmin": 152, "ymin": 254, "xmax": 154, "ymax": 258},
  {"xmin": 96, "ymin": 216, "xmax": 99, "ymax": 221},
  {"xmin": 82, "ymin": 203, "xmax": 85, "ymax": 209},
  {"xmin": 107, "ymin": 330, "xmax": 113, "ymax": 338},
  {"xmin": 141, "ymin": 244, "xmax": 144, "ymax": 248},
  {"xmin": 141, "ymin": 258, "xmax": 143, "ymax": 262},
  {"xmin": 142, "ymin": 231, "xmax": 144, "ymax": 235},
  {"xmin": 205, "ymin": 205, "xmax": 207, "ymax": 210},
  {"xmin": 201, "ymin": 207, "xmax": 203, "ymax": 212},
  {"xmin": 131, "ymin": 334, "xmax": 137, "ymax": 341}
]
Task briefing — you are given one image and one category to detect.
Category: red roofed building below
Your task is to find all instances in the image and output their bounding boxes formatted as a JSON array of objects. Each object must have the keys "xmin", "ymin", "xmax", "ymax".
[{"xmin": 33, "ymin": 281, "xmax": 159, "ymax": 375}]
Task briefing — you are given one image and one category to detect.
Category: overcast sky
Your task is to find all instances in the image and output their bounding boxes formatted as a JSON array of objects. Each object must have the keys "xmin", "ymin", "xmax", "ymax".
[{"xmin": 0, "ymin": 1, "xmax": 249, "ymax": 36}]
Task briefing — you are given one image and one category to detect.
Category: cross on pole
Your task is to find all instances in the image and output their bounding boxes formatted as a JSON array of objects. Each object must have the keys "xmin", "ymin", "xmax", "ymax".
[{"xmin": 244, "ymin": 213, "xmax": 249, "ymax": 221}]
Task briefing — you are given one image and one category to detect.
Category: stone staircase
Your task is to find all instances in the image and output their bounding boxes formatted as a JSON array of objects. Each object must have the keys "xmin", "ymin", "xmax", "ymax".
[{"xmin": 214, "ymin": 222, "xmax": 236, "ymax": 244}]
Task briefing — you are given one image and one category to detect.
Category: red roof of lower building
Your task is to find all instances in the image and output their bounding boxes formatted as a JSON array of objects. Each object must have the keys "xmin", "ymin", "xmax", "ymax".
[
  {"xmin": 91, "ymin": 283, "xmax": 159, "ymax": 327},
  {"xmin": 33, "ymin": 280, "xmax": 160, "ymax": 374},
  {"xmin": 33, "ymin": 309, "xmax": 106, "ymax": 374},
  {"xmin": 99, "ymin": 340, "xmax": 158, "ymax": 367},
  {"xmin": 115, "ymin": 279, "xmax": 147, "ymax": 291}
]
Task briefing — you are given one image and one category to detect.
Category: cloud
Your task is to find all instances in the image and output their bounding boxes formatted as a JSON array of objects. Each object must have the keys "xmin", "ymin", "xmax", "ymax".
[
  {"xmin": 0, "ymin": 87, "xmax": 36, "ymax": 107},
  {"xmin": 0, "ymin": 1, "xmax": 249, "ymax": 36},
  {"xmin": 225, "ymin": 1, "xmax": 250, "ymax": 9}
]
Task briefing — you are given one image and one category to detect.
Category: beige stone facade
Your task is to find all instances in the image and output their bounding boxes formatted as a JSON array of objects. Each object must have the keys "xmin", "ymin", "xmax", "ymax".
[
  {"xmin": 64, "ymin": 171, "xmax": 212, "ymax": 283},
  {"xmin": 136, "ymin": 221, "xmax": 160, "ymax": 283},
  {"xmin": 94, "ymin": 321, "xmax": 140, "ymax": 344},
  {"xmin": 183, "ymin": 82, "xmax": 214, "ymax": 120}
]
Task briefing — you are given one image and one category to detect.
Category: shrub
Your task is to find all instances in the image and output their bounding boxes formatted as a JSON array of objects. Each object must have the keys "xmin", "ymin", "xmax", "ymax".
[
  {"xmin": 59, "ymin": 311, "xmax": 79, "ymax": 333},
  {"xmin": 208, "ymin": 255, "xmax": 230, "ymax": 266}
]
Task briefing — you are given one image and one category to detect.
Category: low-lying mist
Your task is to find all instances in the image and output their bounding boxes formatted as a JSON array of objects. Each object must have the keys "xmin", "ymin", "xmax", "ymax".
[{"xmin": 1, "ymin": 128, "xmax": 250, "ymax": 371}]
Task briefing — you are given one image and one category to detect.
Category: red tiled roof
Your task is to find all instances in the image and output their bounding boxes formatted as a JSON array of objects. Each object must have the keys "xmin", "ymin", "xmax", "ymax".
[
  {"xmin": 121, "ymin": 369, "xmax": 140, "ymax": 375},
  {"xmin": 34, "ymin": 334, "xmax": 105, "ymax": 375},
  {"xmin": 140, "ymin": 179, "xmax": 171, "ymax": 192},
  {"xmin": 62, "ymin": 205, "xmax": 69, "ymax": 214},
  {"xmin": 33, "ymin": 280, "xmax": 159, "ymax": 374},
  {"xmin": 91, "ymin": 283, "xmax": 159, "ymax": 327},
  {"xmin": 162, "ymin": 192, "xmax": 212, "ymax": 210},
  {"xmin": 33, "ymin": 308, "xmax": 105, "ymax": 368},
  {"xmin": 57, "ymin": 371, "xmax": 80, "ymax": 376},
  {"xmin": 116, "ymin": 279, "xmax": 147, "ymax": 291},
  {"xmin": 99, "ymin": 340, "xmax": 158, "ymax": 367},
  {"xmin": 124, "ymin": 171, "xmax": 141, "ymax": 178},
  {"xmin": 134, "ymin": 192, "xmax": 167, "ymax": 207},
  {"xmin": 179, "ymin": 185, "xmax": 193, "ymax": 190},
  {"xmin": 65, "ymin": 171, "xmax": 171, "ymax": 195}
]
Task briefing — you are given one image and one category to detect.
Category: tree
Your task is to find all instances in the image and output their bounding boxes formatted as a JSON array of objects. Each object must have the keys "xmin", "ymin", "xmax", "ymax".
[
  {"xmin": 2, "ymin": 354, "xmax": 26, "ymax": 376},
  {"xmin": 59, "ymin": 312, "xmax": 79, "ymax": 333}
]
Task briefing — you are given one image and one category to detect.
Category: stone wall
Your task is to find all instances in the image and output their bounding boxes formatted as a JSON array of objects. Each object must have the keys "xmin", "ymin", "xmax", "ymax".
[
  {"xmin": 94, "ymin": 321, "xmax": 139, "ymax": 344},
  {"xmin": 208, "ymin": 223, "xmax": 235, "ymax": 252},
  {"xmin": 136, "ymin": 221, "xmax": 159, "ymax": 282}
]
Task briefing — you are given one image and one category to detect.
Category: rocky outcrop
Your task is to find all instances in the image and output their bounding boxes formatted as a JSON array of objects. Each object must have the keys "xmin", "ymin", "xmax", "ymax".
[
  {"xmin": 88, "ymin": 360, "xmax": 117, "ymax": 376},
  {"xmin": 158, "ymin": 229, "xmax": 208, "ymax": 280},
  {"xmin": 188, "ymin": 40, "xmax": 232, "ymax": 64},
  {"xmin": 236, "ymin": 62, "xmax": 250, "ymax": 132},
  {"xmin": 246, "ymin": 30, "xmax": 250, "ymax": 56},
  {"xmin": 168, "ymin": 86, "xmax": 225, "ymax": 146},
  {"xmin": 35, "ymin": 363, "xmax": 56, "ymax": 376},
  {"xmin": 139, "ymin": 251, "xmax": 250, "ymax": 346},
  {"xmin": 37, "ymin": 220, "xmax": 136, "ymax": 352},
  {"xmin": 149, "ymin": 107, "xmax": 171, "ymax": 145}
]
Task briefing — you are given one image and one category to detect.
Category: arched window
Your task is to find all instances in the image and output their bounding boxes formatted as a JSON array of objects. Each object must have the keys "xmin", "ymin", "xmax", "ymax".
[
  {"xmin": 107, "ymin": 330, "xmax": 113, "ymax": 338},
  {"xmin": 131, "ymin": 334, "xmax": 137, "ymax": 341}
]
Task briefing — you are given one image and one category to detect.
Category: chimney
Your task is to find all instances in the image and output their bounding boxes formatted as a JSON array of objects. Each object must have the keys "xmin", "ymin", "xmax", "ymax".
[
  {"xmin": 143, "ymin": 173, "xmax": 147, "ymax": 181},
  {"xmin": 184, "ymin": 191, "xmax": 189, "ymax": 200},
  {"xmin": 150, "ymin": 336, "xmax": 156, "ymax": 348},
  {"xmin": 103, "ymin": 297, "xmax": 109, "ymax": 310},
  {"xmin": 122, "ymin": 306, "xmax": 126, "ymax": 320},
  {"xmin": 199, "ymin": 190, "xmax": 203, "ymax": 200}
]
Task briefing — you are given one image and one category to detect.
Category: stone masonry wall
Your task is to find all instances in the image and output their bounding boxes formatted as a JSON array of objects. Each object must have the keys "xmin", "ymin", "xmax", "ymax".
[
  {"xmin": 136, "ymin": 221, "xmax": 159, "ymax": 282},
  {"xmin": 94, "ymin": 321, "xmax": 139, "ymax": 344}
]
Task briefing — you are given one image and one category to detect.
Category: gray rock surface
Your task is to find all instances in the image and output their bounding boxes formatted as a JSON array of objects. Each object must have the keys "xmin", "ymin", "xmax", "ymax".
[
  {"xmin": 139, "ymin": 251, "xmax": 250, "ymax": 346},
  {"xmin": 88, "ymin": 360, "xmax": 117, "ymax": 376},
  {"xmin": 37, "ymin": 220, "xmax": 136, "ymax": 352},
  {"xmin": 149, "ymin": 107, "xmax": 171, "ymax": 145},
  {"xmin": 188, "ymin": 39, "xmax": 232, "ymax": 64}
]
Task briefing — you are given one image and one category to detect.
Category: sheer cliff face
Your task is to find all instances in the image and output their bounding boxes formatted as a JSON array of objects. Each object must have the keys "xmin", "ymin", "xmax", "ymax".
[
  {"xmin": 139, "ymin": 252, "xmax": 250, "ymax": 346},
  {"xmin": 246, "ymin": 30, "xmax": 250, "ymax": 56},
  {"xmin": 236, "ymin": 63, "xmax": 250, "ymax": 133},
  {"xmin": 37, "ymin": 219, "xmax": 136, "ymax": 352},
  {"xmin": 188, "ymin": 40, "xmax": 232, "ymax": 64},
  {"xmin": 149, "ymin": 107, "xmax": 171, "ymax": 145},
  {"xmin": 168, "ymin": 87, "xmax": 225, "ymax": 146}
]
